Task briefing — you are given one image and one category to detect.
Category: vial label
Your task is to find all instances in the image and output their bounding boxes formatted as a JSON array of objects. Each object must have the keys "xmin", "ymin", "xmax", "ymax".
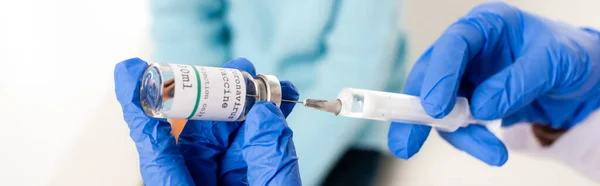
[{"xmin": 169, "ymin": 64, "xmax": 247, "ymax": 121}]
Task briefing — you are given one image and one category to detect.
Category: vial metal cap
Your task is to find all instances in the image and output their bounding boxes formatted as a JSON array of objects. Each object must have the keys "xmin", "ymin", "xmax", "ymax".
[{"xmin": 256, "ymin": 74, "xmax": 282, "ymax": 107}]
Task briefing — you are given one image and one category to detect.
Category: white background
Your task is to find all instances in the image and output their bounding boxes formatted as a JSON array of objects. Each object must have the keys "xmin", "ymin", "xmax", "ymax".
[
  {"xmin": 0, "ymin": 0, "xmax": 599, "ymax": 185},
  {"xmin": 0, "ymin": 0, "xmax": 149, "ymax": 185}
]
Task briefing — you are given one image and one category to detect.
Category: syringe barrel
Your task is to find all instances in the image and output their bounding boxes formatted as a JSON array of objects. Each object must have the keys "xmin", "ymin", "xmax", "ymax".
[{"xmin": 336, "ymin": 88, "xmax": 474, "ymax": 132}]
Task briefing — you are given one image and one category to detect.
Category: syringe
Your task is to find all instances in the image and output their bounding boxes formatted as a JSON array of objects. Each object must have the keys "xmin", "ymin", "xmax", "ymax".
[{"xmin": 298, "ymin": 88, "xmax": 496, "ymax": 132}]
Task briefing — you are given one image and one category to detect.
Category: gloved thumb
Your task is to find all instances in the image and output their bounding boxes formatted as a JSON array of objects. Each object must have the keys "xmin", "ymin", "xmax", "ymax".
[
  {"xmin": 438, "ymin": 125, "xmax": 508, "ymax": 166},
  {"xmin": 242, "ymin": 102, "xmax": 301, "ymax": 186},
  {"xmin": 114, "ymin": 58, "xmax": 194, "ymax": 185}
]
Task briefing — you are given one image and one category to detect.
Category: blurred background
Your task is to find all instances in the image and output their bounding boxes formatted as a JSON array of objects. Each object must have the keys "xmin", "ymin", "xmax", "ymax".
[{"xmin": 1, "ymin": 0, "xmax": 599, "ymax": 185}]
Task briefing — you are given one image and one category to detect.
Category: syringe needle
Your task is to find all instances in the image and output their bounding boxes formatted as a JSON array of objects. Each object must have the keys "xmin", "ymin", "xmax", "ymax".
[
  {"xmin": 246, "ymin": 94, "xmax": 340, "ymax": 114},
  {"xmin": 283, "ymin": 99, "xmax": 304, "ymax": 104},
  {"xmin": 246, "ymin": 94, "xmax": 304, "ymax": 103},
  {"xmin": 303, "ymin": 99, "xmax": 342, "ymax": 115}
]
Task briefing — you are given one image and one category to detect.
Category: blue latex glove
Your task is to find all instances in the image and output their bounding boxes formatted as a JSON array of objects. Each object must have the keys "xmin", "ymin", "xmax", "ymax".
[
  {"xmin": 114, "ymin": 58, "xmax": 302, "ymax": 186},
  {"xmin": 388, "ymin": 2, "xmax": 600, "ymax": 166}
]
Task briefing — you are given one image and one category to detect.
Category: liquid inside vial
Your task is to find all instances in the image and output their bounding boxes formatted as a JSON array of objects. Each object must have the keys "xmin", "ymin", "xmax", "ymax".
[{"xmin": 140, "ymin": 65, "xmax": 171, "ymax": 118}]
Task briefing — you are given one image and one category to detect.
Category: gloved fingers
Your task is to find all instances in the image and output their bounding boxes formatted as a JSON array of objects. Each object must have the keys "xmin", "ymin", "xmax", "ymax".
[
  {"xmin": 215, "ymin": 81, "xmax": 299, "ymax": 184},
  {"xmin": 388, "ymin": 52, "xmax": 432, "ymax": 159},
  {"xmin": 388, "ymin": 122, "xmax": 432, "ymax": 159},
  {"xmin": 114, "ymin": 58, "xmax": 194, "ymax": 185},
  {"xmin": 218, "ymin": 131, "xmax": 248, "ymax": 186},
  {"xmin": 501, "ymin": 103, "xmax": 550, "ymax": 127},
  {"xmin": 174, "ymin": 58, "xmax": 255, "ymax": 185},
  {"xmin": 502, "ymin": 98, "xmax": 587, "ymax": 128},
  {"xmin": 419, "ymin": 2, "xmax": 521, "ymax": 119},
  {"xmin": 223, "ymin": 58, "xmax": 299, "ymax": 117},
  {"xmin": 280, "ymin": 80, "xmax": 300, "ymax": 118},
  {"xmin": 419, "ymin": 20, "xmax": 485, "ymax": 118},
  {"xmin": 404, "ymin": 47, "xmax": 432, "ymax": 94},
  {"xmin": 223, "ymin": 57, "xmax": 256, "ymax": 76},
  {"xmin": 177, "ymin": 120, "xmax": 242, "ymax": 186},
  {"xmin": 470, "ymin": 50, "xmax": 554, "ymax": 120},
  {"xmin": 242, "ymin": 102, "xmax": 302, "ymax": 186},
  {"xmin": 223, "ymin": 57, "xmax": 299, "ymax": 118},
  {"xmin": 438, "ymin": 125, "xmax": 508, "ymax": 166},
  {"xmin": 177, "ymin": 58, "xmax": 300, "ymax": 185}
]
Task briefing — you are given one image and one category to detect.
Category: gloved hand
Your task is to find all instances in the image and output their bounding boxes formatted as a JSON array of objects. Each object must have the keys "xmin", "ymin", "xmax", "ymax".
[
  {"xmin": 114, "ymin": 58, "xmax": 302, "ymax": 186},
  {"xmin": 388, "ymin": 2, "xmax": 600, "ymax": 166}
]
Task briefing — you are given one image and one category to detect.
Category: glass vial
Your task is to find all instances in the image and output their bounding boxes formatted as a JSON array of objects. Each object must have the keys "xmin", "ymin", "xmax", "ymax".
[{"xmin": 139, "ymin": 63, "xmax": 282, "ymax": 121}]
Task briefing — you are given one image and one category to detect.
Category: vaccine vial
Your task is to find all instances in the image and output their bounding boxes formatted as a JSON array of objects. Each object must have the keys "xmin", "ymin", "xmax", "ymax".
[{"xmin": 139, "ymin": 63, "xmax": 282, "ymax": 121}]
